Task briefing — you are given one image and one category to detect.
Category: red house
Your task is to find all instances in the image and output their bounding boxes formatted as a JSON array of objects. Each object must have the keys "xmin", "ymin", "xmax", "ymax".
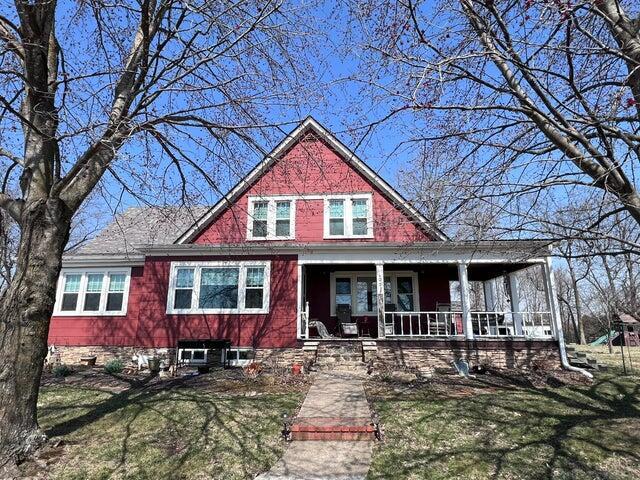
[{"xmin": 49, "ymin": 117, "xmax": 567, "ymax": 373}]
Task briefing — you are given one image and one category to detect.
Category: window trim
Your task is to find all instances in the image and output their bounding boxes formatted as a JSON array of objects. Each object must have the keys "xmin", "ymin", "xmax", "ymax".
[
  {"xmin": 329, "ymin": 271, "xmax": 419, "ymax": 315},
  {"xmin": 166, "ymin": 261, "xmax": 271, "ymax": 314},
  {"xmin": 53, "ymin": 268, "xmax": 132, "ymax": 316},
  {"xmin": 247, "ymin": 196, "xmax": 296, "ymax": 240},
  {"xmin": 323, "ymin": 193, "xmax": 374, "ymax": 239},
  {"xmin": 224, "ymin": 348, "xmax": 255, "ymax": 367}
]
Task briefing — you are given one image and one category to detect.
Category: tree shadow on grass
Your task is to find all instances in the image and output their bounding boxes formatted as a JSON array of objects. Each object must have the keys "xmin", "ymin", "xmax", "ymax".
[
  {"xmin": 368, "ymin": 373, "xmax": 640, "ymax": 480},
  {"xmin": 38, "ymin": 373, "xmax": 300, "ymax": 479}
]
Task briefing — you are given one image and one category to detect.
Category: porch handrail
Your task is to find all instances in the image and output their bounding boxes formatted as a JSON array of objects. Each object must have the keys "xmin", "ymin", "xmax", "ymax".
[{"xmin": 385, "ymin": 310, "xmax": 553, "ymax": 338}]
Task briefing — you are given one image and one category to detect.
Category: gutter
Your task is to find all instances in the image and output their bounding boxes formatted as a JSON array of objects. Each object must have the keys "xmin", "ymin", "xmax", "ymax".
[
  {"xmin": 544, "ymin": 257, "xmax": 593, "ymax": 379},
  {"xmin": 557, "ymin": 337, "xmax": 593, "ymax": 379}
]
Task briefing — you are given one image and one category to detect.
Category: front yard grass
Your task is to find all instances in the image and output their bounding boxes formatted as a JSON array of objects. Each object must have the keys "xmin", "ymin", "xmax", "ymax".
[
  {"xmin": 366, "ymin": 372, "xmax": 640, "ymax": 480},
  {"xmin": 572, "ymin": 344, "xmax": 640, "ymax": 375},
  {"xmin": 21, "ymin": 369, "xmax": 305, "ymax": 480}
]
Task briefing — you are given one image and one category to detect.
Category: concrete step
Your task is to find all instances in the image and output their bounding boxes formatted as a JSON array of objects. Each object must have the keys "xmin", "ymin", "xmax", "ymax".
[{"xmin": 290, "ymin": 416, "xmax": 375, "ymax": 441}]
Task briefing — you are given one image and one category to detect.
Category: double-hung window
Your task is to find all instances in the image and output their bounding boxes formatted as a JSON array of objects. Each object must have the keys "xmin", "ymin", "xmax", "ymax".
[
  {"xmin": 248, "ymin": 197, "xmax": 295, "ymax": 240},
  {"xmin": 331, "ymin": 272, "xmax": 418, "ymax": 315},
  {"xmin": 55, "ymin": 269, "xmax": 131, "ymax": 316},
  {"xmin": 167, "ymin": 261, "xmax": 270, "ymax": 314},
  {"xmin": 324, "ymin": 194, "xmax": 373, "ymax": 238}
]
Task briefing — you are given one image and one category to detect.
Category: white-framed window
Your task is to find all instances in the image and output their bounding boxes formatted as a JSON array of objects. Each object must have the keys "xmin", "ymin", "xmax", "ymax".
[
  {"xmin": 54, "ymin": 268, "xmax": 132, "ymax": 316},
  {"xmin": 224, "ymin": 348, "xmax": 255, "ymax": 367},
  {"xmin": 330, "ymin": 271, "xmax": 419, "ymax": 315},
  {"xmin": 323, "ymin": 194, "xmax": 373, "ymax": 238},
  {"xmin": 167, "ymin": 261, "xmax": 271, "ymax": 314},
  {"xmin": 247, "ymin": 197, "xmax": 295, "ymax": 240}
]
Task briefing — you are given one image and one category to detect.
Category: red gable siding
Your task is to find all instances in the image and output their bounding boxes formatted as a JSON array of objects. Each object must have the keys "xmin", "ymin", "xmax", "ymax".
[
  {"xmin": 192, "ymin": 135, "xmax": 432, "ymax": 244},
  {"xmin": 48, "ymin": 255, "xmax": 299, "ymax": 349}
]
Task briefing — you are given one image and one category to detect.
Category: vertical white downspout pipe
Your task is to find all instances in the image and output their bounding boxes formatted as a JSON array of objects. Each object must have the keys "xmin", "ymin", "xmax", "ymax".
[{"xmin": 543, "ymin": 257, "xmax": 592, "ymax": 379}]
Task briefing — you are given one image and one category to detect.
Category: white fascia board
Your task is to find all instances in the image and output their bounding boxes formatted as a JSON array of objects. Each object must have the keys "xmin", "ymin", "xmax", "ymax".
[
  {"xmin": 298, "ymin": 250, "xmax": 547, "ymax": 265},
  {"xmin": 134, "ymin": 243, "xmax": 548, "ymax": 265},
  {"xmin": 62, "ymin": 255, "xmax": 145, "ymax": 267},
  {"xmin": 175, "ymin": 116, "xmax": 448, "ymax": 244}
]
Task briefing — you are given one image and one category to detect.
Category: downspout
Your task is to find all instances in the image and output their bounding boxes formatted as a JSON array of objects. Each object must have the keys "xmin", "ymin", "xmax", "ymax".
[{"xmin": 543, "ymin": 257, "xmax": 593, "ymax": 380}]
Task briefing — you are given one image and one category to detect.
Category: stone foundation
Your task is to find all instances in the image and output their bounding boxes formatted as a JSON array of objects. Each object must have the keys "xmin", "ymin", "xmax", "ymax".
[
  {"xmin": 372, "ymin": 339, "xmax": 561, "ymax": 375},
  {"xmin": 52, "ymin": 345, "xmax": 175, "ymax": 366},
  {"xmin": 51, "ymin": 344, "xmax": 308, "ymax": 369},
  {"xmin": 51, "ymin": 340, "xmax": 561, "ymax": 375}
]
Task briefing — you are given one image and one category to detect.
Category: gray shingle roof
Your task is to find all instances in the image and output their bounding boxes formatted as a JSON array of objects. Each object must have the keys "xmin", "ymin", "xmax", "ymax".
[{"xmin": 71, "ymin": 206, "xmax": 210, "ymax": 256}]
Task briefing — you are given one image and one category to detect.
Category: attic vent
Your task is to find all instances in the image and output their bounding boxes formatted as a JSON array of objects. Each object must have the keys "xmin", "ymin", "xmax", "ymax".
[{"xmin": 300, "ymin": 131, "xmax": 319, "ymax": 143}]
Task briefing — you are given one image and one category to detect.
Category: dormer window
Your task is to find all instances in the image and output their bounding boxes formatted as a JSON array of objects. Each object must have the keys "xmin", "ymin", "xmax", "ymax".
[
  {"xmin": 247, "ymin": 197, "xmax": 295, "ymax": 240},
  {"xmin": 324, "ymin": 194, "xmax": 373, "ymax": 238}
]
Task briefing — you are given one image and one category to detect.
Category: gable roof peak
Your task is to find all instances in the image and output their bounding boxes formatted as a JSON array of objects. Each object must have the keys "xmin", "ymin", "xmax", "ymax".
[{"xmin": 175, "ymin": 117, "xmax": 448, "ymax": 243}]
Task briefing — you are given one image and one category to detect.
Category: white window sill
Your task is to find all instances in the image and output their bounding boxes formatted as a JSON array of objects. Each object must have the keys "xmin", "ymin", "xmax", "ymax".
[
  {"xmin": 246, "ymin": 236, "xmax": 295, "ymax": 241},
  {"xmin": 323, "ymin": 234, "xmax": 374, "ymax": 240},
  {"xmin": 53, "ymin": 311, "xmax": 128, "ymax": 317},
  {"xmin": 167, "ymin": 308, "xmax": 270, "ymax": 315}
]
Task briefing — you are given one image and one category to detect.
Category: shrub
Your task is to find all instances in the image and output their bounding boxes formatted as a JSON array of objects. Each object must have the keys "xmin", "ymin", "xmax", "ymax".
[
  {"xmin": 52, "ymin": 364, "xmax": 73, "ymax": 377},
  {"xmin": 104, "ymin": 359, "xmax": 124, "ymax": 374}
]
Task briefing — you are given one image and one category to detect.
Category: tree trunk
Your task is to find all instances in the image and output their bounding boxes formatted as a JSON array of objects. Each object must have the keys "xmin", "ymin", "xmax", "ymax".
[
  {"xmin": 0, "ymin": 198, "xmax": 71, "ymax": 464},
  {"xmin": 566, "ymin": 261, "xmax": 587, "ymax": 345}
]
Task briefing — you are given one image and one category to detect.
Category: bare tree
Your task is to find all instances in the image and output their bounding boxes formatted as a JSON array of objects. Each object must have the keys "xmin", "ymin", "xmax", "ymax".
[
  {"xmin": 348, "ymin": 0, "xmax": 640, "ymax": 247},
  {"xmin": 0, "ymin": 0, "xmax": 315, "ymax": 464}
]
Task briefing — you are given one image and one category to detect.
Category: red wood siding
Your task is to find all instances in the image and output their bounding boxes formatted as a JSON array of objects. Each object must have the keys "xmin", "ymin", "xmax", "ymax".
[
  {"xmin": 48, "ymin": 255, "xmax": 298, "ymax": 349},
  {"xmin": 193, "ymin": 135, "xmax": 432, "ymax": 244}
]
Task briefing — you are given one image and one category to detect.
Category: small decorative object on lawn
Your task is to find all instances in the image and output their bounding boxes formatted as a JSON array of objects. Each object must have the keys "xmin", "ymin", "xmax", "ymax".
[
  {"xmin": 79, "ymin": 355, "xmax": 97, "ymax": 367},
  {"xmin": 148, "ymin": 356, "xmax": 161, "ymax": 373},
  {"xmin": 291, "ymin": 363, "xmax": 302, "ymax": 375},
  {"xmin": 104, "ymin": 359, "xmax": 124, "ymax": 374},
  {"xmin": 281, "ymin": 413, "xmax": 292, "ymax": 441},
  {"xmin": 243, "ymin": 362, "xmax": 263, "ymax": 378},
  {"xmin": 453, "ymin": 359, "xmax": 475, "ymax": 378}
]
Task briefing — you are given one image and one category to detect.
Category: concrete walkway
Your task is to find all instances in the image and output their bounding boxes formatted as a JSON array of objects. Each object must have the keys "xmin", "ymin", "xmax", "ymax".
[{"xmin": 257, "ymin": 371, "xmax": 374, "ymax": 480}]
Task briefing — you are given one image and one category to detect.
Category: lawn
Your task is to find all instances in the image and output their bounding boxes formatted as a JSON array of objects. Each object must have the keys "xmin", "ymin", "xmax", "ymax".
[
  {"xmin": 366, "ymin": 372, "xmax": 640, "ymax": 480},
  {"xmin": 20, "ymin": 369, "xmax": 305, "ymax": 480},
  {"xmin": 572, "ymin": 344, "xmax": 640, "ymax": 375}
]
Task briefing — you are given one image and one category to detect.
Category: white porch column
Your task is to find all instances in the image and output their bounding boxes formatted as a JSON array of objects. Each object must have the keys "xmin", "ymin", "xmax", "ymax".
[
  {"xmin": 296, "ymin": 263, "xmax": 304, "ymax": 339},
  {"xmin": 376, "ymin": 262, "xmax": 386, "ymax": 338},
  {"xmin": 483, "ymin": 279, "xmax": 498, "ymax": 311},
  {"xmin": 542, "ymin": 257, "xmax": 563, "ymax": 341},
  {"xmin": 508, "ymin": 273, "xmax": 523, "ymax": 335},
  {"xmin": 458, "ymin": 263, "xmax": 474, "ymax": 340}
]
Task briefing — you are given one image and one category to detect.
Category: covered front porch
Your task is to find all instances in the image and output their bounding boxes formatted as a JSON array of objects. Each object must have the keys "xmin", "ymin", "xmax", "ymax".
[{"xmin": 296, "ymin": 242, "xmax": 561, "ymax": 343}]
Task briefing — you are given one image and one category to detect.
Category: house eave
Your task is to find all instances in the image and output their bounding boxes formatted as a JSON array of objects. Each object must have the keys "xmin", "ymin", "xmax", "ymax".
[
  {"xmin": 62, "ymin": 253, "xmax": 146, "ymax": 267},
  {"xmin": 136, "ymin": 239, "xmax": 553, "ymax": 261}
]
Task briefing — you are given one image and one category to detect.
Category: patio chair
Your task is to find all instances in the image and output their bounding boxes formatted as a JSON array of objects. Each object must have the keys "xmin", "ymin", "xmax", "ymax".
[
  {"xmin": 336, "ymin": 304, "xmax": 358, "ymax": 336},
  {"xmin": 309, "ymin": 319, "xmax": 334, "ymax": 339}
]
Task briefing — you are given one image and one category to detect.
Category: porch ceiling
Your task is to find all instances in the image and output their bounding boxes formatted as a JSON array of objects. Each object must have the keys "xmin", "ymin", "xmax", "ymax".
[{"xmin": 304, "ymin": 262, "xmax": 534, "ymax": 281}]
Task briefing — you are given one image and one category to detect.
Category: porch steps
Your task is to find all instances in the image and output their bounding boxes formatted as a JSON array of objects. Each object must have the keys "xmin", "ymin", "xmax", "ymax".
[
  {"xmin": 313, "ymin": 341, "xmax": 366, "ymax": 372},
  {"xmin": 565, "ymin": 345, "xmax": 608, "ymax": 372}
]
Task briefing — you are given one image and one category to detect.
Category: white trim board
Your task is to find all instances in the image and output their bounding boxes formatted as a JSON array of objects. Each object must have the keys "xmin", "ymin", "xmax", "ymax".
[
  {"xmin": 166, "ymin": 260, "xmax": 271, "ymax": 315},
  {"xmin": 53, "ymin": 267, "xmax": 132, "ymax": 317},
  {"xmin": 175, "ymin": 117, "xmax": 448, "ymax": 244},
  {"xmin": 329, "ymin": 270, "xmax": 420, "ymax": 316}
]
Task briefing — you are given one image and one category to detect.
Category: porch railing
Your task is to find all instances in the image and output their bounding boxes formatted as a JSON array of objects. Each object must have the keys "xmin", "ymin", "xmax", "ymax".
[
  {"xmin": 384, "ymin": 311, "xmax": 463, "ymax": 337},
  {"xmin": 384, "ymin": 311, "xmax": 553, "ymax": 338}
]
